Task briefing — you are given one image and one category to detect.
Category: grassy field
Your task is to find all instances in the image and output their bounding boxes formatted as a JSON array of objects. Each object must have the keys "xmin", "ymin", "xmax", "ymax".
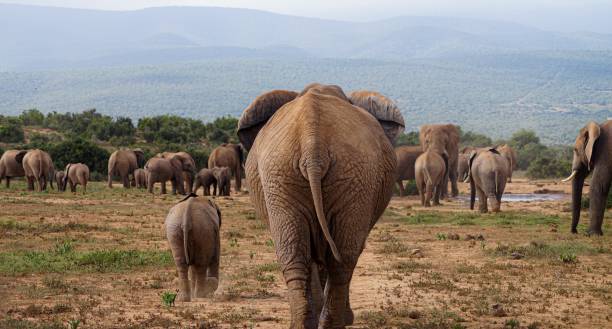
[{"xmin": 0, "ymin": 179, "xmax": 610, "ymax": 328}]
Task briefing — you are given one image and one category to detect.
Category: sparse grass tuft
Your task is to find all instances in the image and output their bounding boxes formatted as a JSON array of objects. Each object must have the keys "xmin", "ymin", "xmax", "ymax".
[{"xmin": 489, "ymin": 240, "xmax": 595, "ymax": 262}]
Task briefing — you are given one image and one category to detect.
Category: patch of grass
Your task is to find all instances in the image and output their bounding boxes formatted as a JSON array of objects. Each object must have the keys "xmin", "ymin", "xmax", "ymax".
[
  {"xmin": 0, "ymin": 318, "xmax": 64, "ymax": 329},
  {"xmin": 161, "ymin": 291, "xmax": 177, "ymax": 307},
  {"xmin": 0, "ymin": 219, "xmax": 130, "ymax": 235},
  {"xmin": 376, "ymin": 236, "xmax": 408, "ymax": 254},
  {"xmin": 489, "ymin": 240, "xmax": 596, "ymax": 262},
  {"xmin": 390, "ymin": 260, "xmax": 432, "ymax": 274},
  {"xmin": 0, "ymin": 242, "xmax": 173, "ymax": 275}
]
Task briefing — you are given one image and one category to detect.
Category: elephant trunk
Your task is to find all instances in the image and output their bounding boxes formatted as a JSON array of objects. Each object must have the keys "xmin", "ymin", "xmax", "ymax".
[{"xmin": 570, "ymin": 170, "xmax": 586, "ymax": 234}]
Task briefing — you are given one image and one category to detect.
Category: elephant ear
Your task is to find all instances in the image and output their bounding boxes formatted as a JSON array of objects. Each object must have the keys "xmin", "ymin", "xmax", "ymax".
[
  {"xmin": 581, "ymin": 122, "xmax": 601, "ymax": 170},
  {"xmin": 237, "ymin": 90, "xmax": 299, "ymax": 151},
  {"xmin": 133, "ymin": 149, "xmax": 145, "ymax": 167},
  {"xmin": 15, "ymin": 150, "xmax": 28, "ymax": 164},
  {"xmin": 169, "ymin": 156, "xmax": 183, "ymax": 171},
  {"xmin": 349, "ymin": 91, "xmax": 405, "ymax": 145}
]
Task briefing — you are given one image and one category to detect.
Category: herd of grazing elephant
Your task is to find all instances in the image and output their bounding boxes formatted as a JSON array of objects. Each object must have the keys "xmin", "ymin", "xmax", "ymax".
[{"xmin": 0, "ymin": 83, "xmax": 610, "ymax": 328}]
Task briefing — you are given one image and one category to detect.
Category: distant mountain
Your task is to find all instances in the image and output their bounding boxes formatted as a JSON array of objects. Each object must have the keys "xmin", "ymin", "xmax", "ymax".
[{"xmin": 1, "ymin": 4, "xmax": 612, "ymax": 70}]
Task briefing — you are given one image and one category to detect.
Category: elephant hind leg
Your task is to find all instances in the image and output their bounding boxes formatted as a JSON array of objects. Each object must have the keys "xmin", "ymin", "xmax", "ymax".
[
  {"xmin": 122, "ymin": 174, "xmax": 130, "ymax": 188},
  {"xmin": 397, "ymin": 180, "xmax": 405, "ymax": 197},
  {"xmin": 477, "ymin": 188, "xmax": 488, "ymax": 213}
]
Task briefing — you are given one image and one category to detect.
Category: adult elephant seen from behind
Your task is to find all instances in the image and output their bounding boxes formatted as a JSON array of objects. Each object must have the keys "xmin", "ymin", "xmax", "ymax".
[
  {"xmin": 238, "ymin": 83, "xmax": 404, "ymax": 328},
  {"xmin": 419, "ymin": 124, "xmax": 460, "ymax": 199},
  {"xmin": 22, "ymin": 149, "xmax": 54, "ymax": 192},
  {"xmin": 208, "ymin": 143, "xmax": 243, "ymax": 193},
  {"xmin": 145, "ymin": 156, "xmax": 186, "ymax": 195},
  {"xmin": 465, "ymin": 148, "xmax": 509, "ymax": 213},
  {"xmin": 107, "ymin": 149, "xmax": 145, "ymax": 188},
  {"xmin": 61, "ymin": 163, "xmax": 90, "ymax": 193},
  {"xmin": 562, "ymin": 120, "xmax": 611, "ymax": 235},
  {"xmin": 394, "ymin": 145, "xmax": 423, "ymax": 196},
  {"xmin": 0, "ymin": 150, "xmax": 27, "ymax": 188}
]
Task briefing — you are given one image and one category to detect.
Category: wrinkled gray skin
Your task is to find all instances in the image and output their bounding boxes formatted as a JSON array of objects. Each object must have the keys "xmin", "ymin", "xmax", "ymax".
[
  {"xmin": 133, "ymin": 168, "xmax": 147, "ymax": 189},
  {"xmin": 194, "ymin": 168, "xmax": 216, "ymax": 196},
  {"xmin": 55, "ymin": 171, "xmax": 65, "ymax": 190},
  {"xmin": 457, "ymin": 153, "xmax": 470, "ymax": 182},
  {"xmin": 61, "ymin": 163, "xmax": 90, "ymax": 193},
  {"xmin": 159, "ymin": 152, "xmax": 197, "ymax": 194},
  {"xmin": 563, "ymin": 120, "xmax": 611, "ymax": 235},
  {"xmin": 208, "ymin": 143, "xmax": 244, "ymax": 193},
  {"xmin": 145, "ymin": 156, "xmax": 186, "ymax": 195},
  {"xmin": 0, "ymin": 150, "xmax": 27, "ymax": 188},
  {"xmin": 466, "ymin": 148, "xmax": 509, "ymax": 213},
  {"xmin": 237, "ymin": 84, "xmax": 404, "ymax": 329},
  {"xmin": 415, "ymin": 150, "xmax": 446, "ymax": 207},
  {"xmin": 394, "ymin": 145, "xmax": 423, "ymax": 196},
  {"xmin": 165, "ymin": 195, "xmax": 221, "ymax": 302},
  {"xmin": 22, "ymin": 149, "xmax": 54, "ymax": 192},
  {"xmin": 212, "ymin": 167, "xmax": 231, "ymax": 196},
  {"xmin": 107, "ymin": 149, "xmax": 145, "ymax": 188}
]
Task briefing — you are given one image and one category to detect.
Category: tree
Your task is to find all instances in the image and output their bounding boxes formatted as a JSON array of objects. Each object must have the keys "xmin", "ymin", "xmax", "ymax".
[
  {"xmin": 509, "ymin": 129, "xmax": 540, "ymax": 150},
  {"xmin": 49, "ymin": 138, "xmax": 110, "ymax": 175},
  {"xmin": 460, "ymin": 131, "xmax": 493, "ymax": 147},
  {"xmin": 20, "ymin": 109, "xmax": 45, "ymax": 126},
  {"xmin": 396, "ymin": 131, "xmax": 420, "ymax": 146},
  {"xmin": 0, "ymin": 117, "xmax": 25, "ymax": 143}
]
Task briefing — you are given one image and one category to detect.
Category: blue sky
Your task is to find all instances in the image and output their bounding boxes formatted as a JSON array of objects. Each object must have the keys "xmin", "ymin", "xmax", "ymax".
[{"xmin": 3, "ymin": 0, "xmax": 612, "ymax": 33}]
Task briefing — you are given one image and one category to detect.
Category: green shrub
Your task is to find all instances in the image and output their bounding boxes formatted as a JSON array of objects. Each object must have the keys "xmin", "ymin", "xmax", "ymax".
[
  {"xmin": 19, "ymin": 109, "xmax": 45, "ymax": 126},
  {"xmin": 0, "ymin": 117, "xmax": 25, "ymax": 143},
  {"xmin": 526, "ymin": 156, "xmax": 571, "ymax": 179},
  {"xmin": 460, "ymin": 128, "xmax": 492, "ymax": 147},
  {"xmin": 138, "ymin": 115, "xmax": 207, "ymax": 144},
  {"xmin": 49, "ymin": 137, "xmax": 110, "ymax": 175},
  {"xmin": 396, "ymin": 131, "xmax": 420, "ymax": 146}
]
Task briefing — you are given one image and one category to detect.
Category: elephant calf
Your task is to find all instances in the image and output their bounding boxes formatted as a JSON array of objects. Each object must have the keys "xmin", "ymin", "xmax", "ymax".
[
  {"xmin": 165, "ymin": 195, "xmax": 221, "ymax": 302},
  {"xmin": 415, "ymin": 150, "xmax": 446, "ymax": 207},
  {"xmin": 465, "ymin": 148, "xmax": 509, "ymax": 213},
  {"xmin": 61, "ymin": 163, "xmax": 90, "ymax": 193},
  {"xmin": 194, "ymin": 168, "xmax": 216, "ymax": 196},
  {"xmin": 54, "ymin": 171, "xmax": 65, "ymax": 190},
  {"xmin": 212, "ymin": 167, "xmax": 231, "ymax": 196},
  {"xmin": 133, "ymin": 168, "xmax": 147, "ymax": 189}
]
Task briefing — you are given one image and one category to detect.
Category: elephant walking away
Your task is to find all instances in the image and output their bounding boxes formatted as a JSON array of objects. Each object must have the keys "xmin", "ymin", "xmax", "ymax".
[
  {"xmin": 165, "ymin": 194, "xmax": 221, "ymax": 302},
  {"xmin": 0, "ymin": 150, "xmax": 27, "ymax": 188},
  {"xmin": 562, "ymin": 120, "xmax": 611, "ymax": 235},
  {"xmin": 466, "ymin": 148, "xmax": 509, "ymax": 213},
  {"xmin": 22, "ymin": 149, "xmax": 54, "ymax": 192},
  {"xmin": 55, "ymin": 171, "xmax": 65, "ymax": 190},
  {"xmin": 237, "ymin": 83, "xmax": 404, "ymax": 328},
  {"xmin": 194, "ymin": 168, "xmax": 216, "ymax": 196},
  {"xmin": 212, "ymin": 167, "xmax": 231, "ymax": 196},
  {"xmin": 61, "ymin": 163, "xmax": 90, "ymax": 193},
  {"xmin": 415, "ymin": 150, "xmax": 446, "ymax": 207},
  {"xmin": 107, "ymin": 149, "xmax": 145, "ymax": 188},
  {"xmin": 395, "ymin": 145, "xmax": 423, "ymax": 196},
  {"xmin": 495, "ymin": 144, "xmax": 517, "ymax": 182},
  {"xmin": 145, "ymin": 156, "xmax": 186, "ymax": 195},
  {"xmin": 158, "ymin": 152, "xmax": 197, "ymax": 194},
  {"xmin": 208, "ymin": 143, "xmax": 244, "ymax": 193},
  {"xmin": 133, "ymin": 169, "xmax": 147, "ymax": 189},
  {"xmin": 419, "ymin": 124, "xmax": 460, "ymax": 199}
]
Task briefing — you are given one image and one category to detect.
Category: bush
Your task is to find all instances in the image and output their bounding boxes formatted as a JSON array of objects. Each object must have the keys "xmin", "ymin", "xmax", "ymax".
[
  {"xmin": 460, "ymin": 129, "xmax": 492, "ymax": 147},
  {"xmin": 20, "ymin": 109, "xmax": 45, "ymax": 126},
  {"xmin": 49, "ymin": 138, "xmax": 110, "ymax": 176},
  {"xmin": 138, "ymin": 115, "xmax": 207, "ymax": 144},
  {"xmin": 0, "ymin": 117, "xmax": 25, "ymax": 143},
  {"xmin": 185, "ymin": 146, "xmax": 211, "ymax": 170},
  {"xmin": 396, "ymin": 131, "xmax": 420, "ymax": 146},
  {"xmin": 509, "ymin": 129, "xmax": 540, "ymax": 149},
  {"xmin": 526, "ymin": 156, "xmax": 571, "ymax": 179}
]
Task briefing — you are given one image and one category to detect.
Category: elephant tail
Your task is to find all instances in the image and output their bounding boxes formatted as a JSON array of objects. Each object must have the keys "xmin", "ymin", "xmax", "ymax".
[
  {"xmin": 182, "ymin": 195, "xmax": 197, "ymax": 266},
  {"xmin": 306, "ymin": 164, "xmax": 342, "ymax": 264}
]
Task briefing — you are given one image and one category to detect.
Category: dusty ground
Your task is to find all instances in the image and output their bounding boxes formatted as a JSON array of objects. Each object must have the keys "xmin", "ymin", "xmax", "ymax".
[{"xmin": 0, "ymin": 177, "xmax": 610, "ymax": 329}]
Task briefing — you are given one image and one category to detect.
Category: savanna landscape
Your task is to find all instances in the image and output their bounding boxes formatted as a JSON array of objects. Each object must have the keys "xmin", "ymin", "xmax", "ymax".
[{"xmin": 0, "ymin": 176, "xmax": 610, "ymax": 328}]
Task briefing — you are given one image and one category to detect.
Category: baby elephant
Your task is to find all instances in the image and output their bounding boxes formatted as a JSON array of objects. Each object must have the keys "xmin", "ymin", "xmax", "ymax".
[
  {"xmin": 194, "ymin": 168, "xmax": 216, "ymax": 196},
  {"xmin": 133, "ymin": 168, "xmax": 147, "ymax": 189},
  {"xmin": 61, "ymin": 163, "xmax": 90, "ymax": 193},
  {"xmin": 54, "ymin": 171, "xmax": 65, "ymax": 190},
  {"xmin": 165, "ymin": 194, "xmax": 221, "ymax": 302},
  {"xmin": 415, "ymin": 150, "xmax": 446, "ymax": 206},
  {"xmin": 212, "ymin": 167, "xmax": 231, "ymax": 196},
  {"xmin": 465, "ymin": 148, "xmax": 509, "ymax": 213}
]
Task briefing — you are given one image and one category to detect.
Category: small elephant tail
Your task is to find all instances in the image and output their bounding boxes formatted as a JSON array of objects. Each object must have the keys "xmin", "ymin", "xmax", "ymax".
[
  {"xmin": 306, "ymin": 164, "xmax": 342, "ymax": 264},
  {"xmin": 182, "ymin": 195, "xmax": 197, "ymax": 265}
]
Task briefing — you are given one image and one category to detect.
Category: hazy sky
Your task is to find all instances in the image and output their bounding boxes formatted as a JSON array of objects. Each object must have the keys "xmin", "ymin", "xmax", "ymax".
[{"xmin": 3, "ymin": 0, "xmax": 612, "ymax": 33}]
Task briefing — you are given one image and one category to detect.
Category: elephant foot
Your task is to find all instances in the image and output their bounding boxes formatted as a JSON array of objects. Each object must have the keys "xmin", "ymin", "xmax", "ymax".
[
  {"xmin": 587, "ymin": 229, "xmax": 603, "ymax": 236},
  {"xmin": 571, "ymin": 228, "xmax": 578, "ymax": 234},
  {"xmin": 344, "ymin": 308, "xmax": 354, "ymax": 326},
  {"xmin": 195, "ymin": 277, "xmax": 218, "ymax": 298}
]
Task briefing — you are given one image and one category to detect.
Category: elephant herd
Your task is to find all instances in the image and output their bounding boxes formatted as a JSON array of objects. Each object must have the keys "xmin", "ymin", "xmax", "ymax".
[
  {"xmin": 0, "ymin": 83, "xmax": 609, "ymax": 329},
  {"xmin": 0, "ymin": 149, "xmax": 89, "ymax": 193},
  {"xmin": 106, "ymin": 146, "xmax": 244, "ymax": 196}
]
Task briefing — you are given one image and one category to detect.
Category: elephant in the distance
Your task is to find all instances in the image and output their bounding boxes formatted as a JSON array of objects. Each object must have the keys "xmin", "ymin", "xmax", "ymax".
[
  {"xmin": 208, "ymin": 143, "xmax": 244, "ymax": 193},
  {"xmin": 457, "ymin": 153, "xmax": 470, "ymax": 182},
  {"xmin": 495, "ymin": 144, "xmax": 517, "ymax": 182},
  {"xmin": 465, "ymin": 148, "xmax": 509, "ymax": 213},
  {"xmin": 158, "ymin": 152, "xmax": 197, "ymax": 194},
  {"xmin": 145, "ymin": 156, "xmax": 186, "ymax": 195},
  {"xmin": 194, "ymin": 168, "xmax": 216, "ymax": 196},
  {"xmin": 165, "ymin": 195, "xmax": 221, "ymax": 301},
  {"xmin": 395, "ymin": 145, "xmax": 423, "ymax": 196},
  {"xmin": 61, "ymin": 163, "xmax": 90, "ymax": 193},
  {"xmin": 212, "ymin": 167, "xmax": 231, "ymax": 196},
  {"xmin": 419, "ymin": 124, "xmax": 460, "ymax": 199},
  {"xmin": 237, "ymin": 83, "xmax": 404, "ymax": 328},
  {"xmin": 415, "ymin": 150, "xmax": 446, "ymax": 207},
  {"xmin": 22, "ymin": 149, "xmax": 54, "ymax": 192},
  {"xmin": 107, "ymin": 149, "xmax": 145, "ymax": 188},
  {"xmin": 0, "ymin": 150, "xmax": 27, "ymax": 188},
  {"xmin": 133, "ymin": 168, "xmax": 147, "ymax": 189},
  {"xmin": 562, "ymin": 120, "xmax": 611, "ymax": 235}
]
